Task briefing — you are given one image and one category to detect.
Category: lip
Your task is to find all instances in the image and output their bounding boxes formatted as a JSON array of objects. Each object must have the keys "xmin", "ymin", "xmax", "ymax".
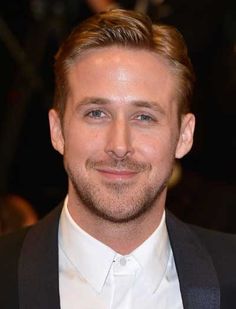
[{"xmin": 96, "ymin": 168, "xmax": 139, "ymax": 180}]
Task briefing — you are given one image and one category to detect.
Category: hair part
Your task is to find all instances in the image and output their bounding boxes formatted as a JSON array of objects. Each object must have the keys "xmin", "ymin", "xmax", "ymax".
[{"xmin": 53, "ymin": 9, "xmax": 195, "ymax": 121}]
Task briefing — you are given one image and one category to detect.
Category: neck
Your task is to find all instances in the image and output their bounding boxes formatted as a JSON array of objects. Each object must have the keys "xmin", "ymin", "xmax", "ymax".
[{"xmin": 67, "ymin": 191, "xmax": 166, "ymax": 255}]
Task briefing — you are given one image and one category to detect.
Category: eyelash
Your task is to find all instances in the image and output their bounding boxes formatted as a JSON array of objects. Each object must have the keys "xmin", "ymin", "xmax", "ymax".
[
  {"xmin": 136, "ymin": 114, "xmax": 154, "ymax": 122},
  {"xmin": 86, "ymin": 109, "xmax": 106, "ymax": 118},
  {"xmin": 84, "ymin": 109, "xmax": 156, "ymax": 123}
]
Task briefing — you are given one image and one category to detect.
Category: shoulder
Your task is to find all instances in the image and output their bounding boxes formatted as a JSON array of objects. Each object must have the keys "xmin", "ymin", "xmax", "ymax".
[
  {"xmin": 189, "ymin": 224, "xmax": 236, "ymax": 305},
  {"xmin": 0, "ymin": 227, "xmax": 29, "ymax": 253},
  {"xmin": 0, "ymin": 226, "xmax": 30, "ymax": 262},
  {"xmin": 167, "ymin": 211, "xmax": 236, "ymax": 303},
  {"xmin": 0, "ymin": 203, "xmax": 63, "ymax": 262},
  {"xmin": 0, "ymin": 204, "xmax": 62, "ymax": 307},
  {"xmin": 167, "ymin": 210, "xmax": 236, "ymax": 264},
  {"xmin": 189, "ymin": 224, "xmax": 236, "ymax": 262},
  {"xmin": 0, "ymin": 227, "xmax": 30, "ymax": 269},
  {"xmin": 0, "ymin": 228, "xmax": 30, "ymax": 307}
]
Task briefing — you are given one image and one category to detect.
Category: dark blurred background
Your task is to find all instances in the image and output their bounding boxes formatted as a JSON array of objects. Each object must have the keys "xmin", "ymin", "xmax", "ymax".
[{"xmin": 0, "ymin": 0, "xmax": 235, "ymax": 233}]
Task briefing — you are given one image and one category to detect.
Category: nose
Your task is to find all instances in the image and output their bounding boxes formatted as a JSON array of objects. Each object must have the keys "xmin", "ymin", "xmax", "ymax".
[{"xmin": 105, "ymin": 118, "xmax": 134, "ymax": 160}]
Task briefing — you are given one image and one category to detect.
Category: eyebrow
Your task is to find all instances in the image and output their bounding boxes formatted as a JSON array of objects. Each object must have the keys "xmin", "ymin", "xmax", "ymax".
[
  {"xmin": 132, "ymin": 100, "xmax": 166, "ymax": 115},
  {"xmin": 77, "ymin": 97, "xmax": 110, "ymax": 106},
  {"xmin": 76, "ymin": 97, "xmax": 166, "ymax": 115}
]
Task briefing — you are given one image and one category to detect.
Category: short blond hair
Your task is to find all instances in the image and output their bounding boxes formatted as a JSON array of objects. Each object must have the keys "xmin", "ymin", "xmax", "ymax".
[{"xmin": 54, "ymin": 9, "xmax": 195, "ymax": 120}]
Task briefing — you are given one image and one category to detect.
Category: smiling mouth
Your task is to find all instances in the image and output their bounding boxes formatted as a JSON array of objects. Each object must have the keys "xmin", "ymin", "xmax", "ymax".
[{"xmin": 96, "ymin": 168, "xmax": 139, "ymax": 180}]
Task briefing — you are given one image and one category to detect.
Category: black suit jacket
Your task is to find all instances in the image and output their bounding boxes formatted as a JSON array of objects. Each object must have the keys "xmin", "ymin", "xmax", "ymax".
[{"xmin": 0, "ymin": 205, "xmax": 236, "ymax": 309}]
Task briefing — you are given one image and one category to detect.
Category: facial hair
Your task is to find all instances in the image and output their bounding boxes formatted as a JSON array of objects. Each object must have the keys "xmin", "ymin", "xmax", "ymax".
[{"xmin": 65, "ymin": 157, "xmax": 173, "ymax": 224}]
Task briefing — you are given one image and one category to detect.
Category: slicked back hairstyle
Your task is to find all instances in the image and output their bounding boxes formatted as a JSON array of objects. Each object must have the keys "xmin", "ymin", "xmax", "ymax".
[{"xmin": 53, "ymin": 9, "xmax": 195, "ymax": 121}]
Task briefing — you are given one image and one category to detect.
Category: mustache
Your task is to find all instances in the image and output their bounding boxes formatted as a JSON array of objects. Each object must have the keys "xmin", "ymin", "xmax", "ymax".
[{"xmin": 86, "ymin": 158, "xmax": 151, "ymax": 172}]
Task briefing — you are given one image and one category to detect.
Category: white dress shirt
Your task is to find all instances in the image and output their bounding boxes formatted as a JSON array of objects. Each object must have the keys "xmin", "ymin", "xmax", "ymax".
[{"xmin": 58, "ymin": 199, "xmax": 183, "ymax": 308}]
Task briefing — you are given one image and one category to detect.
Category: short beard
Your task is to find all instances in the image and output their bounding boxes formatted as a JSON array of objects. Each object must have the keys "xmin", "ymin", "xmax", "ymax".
[{"xmin": 65, "ymin": 157, "xmax": 173, "ymax": 224}]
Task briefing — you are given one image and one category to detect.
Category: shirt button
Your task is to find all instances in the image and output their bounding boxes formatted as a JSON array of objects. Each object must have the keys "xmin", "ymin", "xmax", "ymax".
[{"xmin": 120, "ymin": 257, "xmax": 127, "ymax": 266}]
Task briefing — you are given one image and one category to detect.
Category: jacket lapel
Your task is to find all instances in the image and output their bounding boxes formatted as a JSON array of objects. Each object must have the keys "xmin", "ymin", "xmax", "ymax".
[
  {"xmin": 18, "ymin": 204, "xmax": 63, "ymax": 309},
  {"xmin": 18, "ymin": 205, "xmax": 220, "ymax": 309},
  {"xmin": 166, "ymin": 211, "xmax": 220, "ymax": 309}
]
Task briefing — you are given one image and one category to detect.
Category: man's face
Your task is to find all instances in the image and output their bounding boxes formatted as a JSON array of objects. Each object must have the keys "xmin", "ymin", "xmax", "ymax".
[{"xmin": 49, "ymin": 47, "xmax": 195, "ymax": 223}]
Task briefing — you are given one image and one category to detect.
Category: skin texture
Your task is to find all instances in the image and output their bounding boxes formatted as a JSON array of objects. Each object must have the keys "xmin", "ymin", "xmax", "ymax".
[{"xmin": 49, "ymin": 47, "xmax": 195, "ymax": 254}]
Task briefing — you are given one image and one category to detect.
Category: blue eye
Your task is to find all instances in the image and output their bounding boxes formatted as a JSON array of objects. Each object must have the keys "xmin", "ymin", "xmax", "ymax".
[
  {"xmin": 137, "ymin": 114, "xmax": 153, "ymax": 121},
  {"xmin": 87, "ymin": 110, "xmax": 105, "ymax": 118}
]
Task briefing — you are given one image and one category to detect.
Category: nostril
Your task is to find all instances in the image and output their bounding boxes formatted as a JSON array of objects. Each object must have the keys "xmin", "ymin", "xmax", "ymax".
[{"xmin": 106, "ymin": 148, "xmax": 131, "ymax": 160}]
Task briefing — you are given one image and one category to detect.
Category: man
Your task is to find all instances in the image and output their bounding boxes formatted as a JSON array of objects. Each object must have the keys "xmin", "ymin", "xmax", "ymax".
[{"xmin": 0, "ymin": 9, "xmax": 236, "ymax": 309}]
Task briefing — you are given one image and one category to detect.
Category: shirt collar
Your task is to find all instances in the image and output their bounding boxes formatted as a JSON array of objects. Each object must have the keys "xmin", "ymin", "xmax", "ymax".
[
  {"xmin": 132, "ymin": 211, "xmax": 171, "ymax": 293},
  {"xmin": 59, "ymin": 197, "xmax": 116, "ymax": 293},
  {"xmin": 59, "ymin": 197, "xmax": 170, "ymax": 294}
]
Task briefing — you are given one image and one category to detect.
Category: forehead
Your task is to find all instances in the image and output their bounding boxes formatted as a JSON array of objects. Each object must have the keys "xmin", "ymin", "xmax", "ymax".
[
  {"xmin": 69, "ymin": 46, "xmax": 174, "ymax": 80},
  {"xmin": 67, "ymin": 46, "xmax": 177, "ymax": 107}
]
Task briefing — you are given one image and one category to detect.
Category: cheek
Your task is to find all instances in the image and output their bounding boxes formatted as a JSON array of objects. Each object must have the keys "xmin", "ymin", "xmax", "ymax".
[
  {"xmin": 136, "ymin": 132, "xmax": 175, "ymax": 164},
  {"xmin": 65, "ymin": 127, "xmax": 105, "ymax": 161}
]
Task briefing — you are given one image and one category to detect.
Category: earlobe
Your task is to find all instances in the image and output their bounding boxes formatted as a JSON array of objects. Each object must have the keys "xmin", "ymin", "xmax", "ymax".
[
  {"xmin": 175, "ymin": 113, "xmax": 195, "ymax": 159},
  {"xmin": 48, "ymin": 109, "xmax": 65, "ymax": 155}
]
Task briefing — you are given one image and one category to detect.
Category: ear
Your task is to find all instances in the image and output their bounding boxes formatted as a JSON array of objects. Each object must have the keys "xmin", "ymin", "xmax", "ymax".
[
  {"xmin": 48, "ymin": 109, "xmax": 65, "ymax": 155},
  {"xmin": 175, "ymin": 113, "xmax": 195, "ymax": 159}
]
